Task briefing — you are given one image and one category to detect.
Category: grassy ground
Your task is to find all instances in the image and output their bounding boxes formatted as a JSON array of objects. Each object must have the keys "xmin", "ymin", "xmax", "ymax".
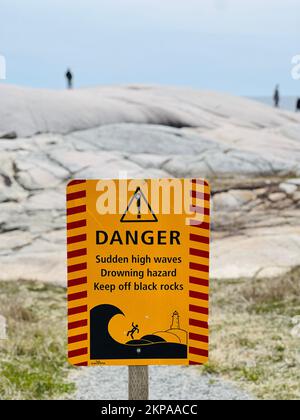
[
  {"xmin": 0, "ymin": 268, "xmax": 299, "ymax": 399},
  {"xmin": 201, "ymin": 267, "xmax": 300, "ymax": 400},
  {"xmin": 0, "ymin": 281, "xmax": 74, "ymax": 400}
]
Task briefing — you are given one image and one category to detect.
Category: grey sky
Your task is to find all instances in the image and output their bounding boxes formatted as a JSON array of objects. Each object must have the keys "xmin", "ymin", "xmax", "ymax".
[{"xmin": 0, "ymin": 0, "xmax": 299, "ymax": 95}]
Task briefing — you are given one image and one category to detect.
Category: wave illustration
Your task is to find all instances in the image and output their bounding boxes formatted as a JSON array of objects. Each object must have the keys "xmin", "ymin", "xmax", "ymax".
[{"xmin": 90, "ymin": 304, "xmax": 187, "ymax": 360}]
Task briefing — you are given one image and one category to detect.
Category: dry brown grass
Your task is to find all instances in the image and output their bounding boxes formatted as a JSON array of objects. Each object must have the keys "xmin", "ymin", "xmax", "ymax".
[
  {"xmin": 242, "ymin": 269, "xmax": 300, "ymax": 307},
  {"xmin": 200, "ymin": 267, "xmax": 300, "ymax": 400}
]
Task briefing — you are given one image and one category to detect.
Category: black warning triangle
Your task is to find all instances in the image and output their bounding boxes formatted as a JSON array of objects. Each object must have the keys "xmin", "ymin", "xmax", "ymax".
[{"xmin": 120, "ymin": 187, "xmax": 158, "ymax": 223}]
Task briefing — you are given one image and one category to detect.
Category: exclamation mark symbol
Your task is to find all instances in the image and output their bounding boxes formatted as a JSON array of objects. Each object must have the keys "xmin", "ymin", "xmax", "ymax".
[{"xmin": 134, "ymin": 188, "xmax": 141, "ymax": 219}]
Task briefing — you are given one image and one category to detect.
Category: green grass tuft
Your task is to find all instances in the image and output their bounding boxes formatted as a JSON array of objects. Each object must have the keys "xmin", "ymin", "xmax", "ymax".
[{"xmin": 0, "ymin": 280, "xmax": 74, "ymax": 400}]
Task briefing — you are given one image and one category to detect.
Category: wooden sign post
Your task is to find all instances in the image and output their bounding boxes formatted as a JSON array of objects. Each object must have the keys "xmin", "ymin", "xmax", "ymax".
[
  {"xmin": 66, "ymin": 179, "xmax": 210, "ymax": 399},
  {"xmin": 128, "ymin": 366, "xmax": 149, "ymax": 400}
]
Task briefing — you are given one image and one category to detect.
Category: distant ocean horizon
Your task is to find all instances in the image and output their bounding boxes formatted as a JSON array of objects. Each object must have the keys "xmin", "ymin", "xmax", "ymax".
[{"xmin": 248, "ymin": 96, "xmax": 299, "ymax": 112}]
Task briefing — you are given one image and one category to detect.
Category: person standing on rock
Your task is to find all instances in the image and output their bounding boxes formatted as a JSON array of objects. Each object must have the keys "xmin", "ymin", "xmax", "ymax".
[
  {"xmin": 65, "ymin": 68, "xmax": 73, "ymax": 89},
  {"xmin": 273, "ymin": 85, "xmax": 280, "ymax": 108}
]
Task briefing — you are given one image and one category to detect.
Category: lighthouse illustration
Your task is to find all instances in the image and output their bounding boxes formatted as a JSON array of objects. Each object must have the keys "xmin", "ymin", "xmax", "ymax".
[
  {"xmin": 151, "ymin": 310, "xmax": 188, "ymax": 345},
  {"xmin": 170, "ymin": 311, "xmax": 180, "ymax": 330}
]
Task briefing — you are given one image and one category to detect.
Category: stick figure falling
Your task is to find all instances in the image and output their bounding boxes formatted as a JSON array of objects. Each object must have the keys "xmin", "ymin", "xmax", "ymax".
[{"xmin": 127, "ymin": 322, "xmax": 139, "ymax": 340}]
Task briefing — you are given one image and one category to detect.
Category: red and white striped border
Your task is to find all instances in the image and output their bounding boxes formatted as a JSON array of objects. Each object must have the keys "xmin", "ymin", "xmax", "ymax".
[
  {"xmin": 188, "ymin": 179, "xmax": 210, "ymax": 365},
  {"xmin": 67, "ymin": 180, "xmax": 89, "ymax": 366}
]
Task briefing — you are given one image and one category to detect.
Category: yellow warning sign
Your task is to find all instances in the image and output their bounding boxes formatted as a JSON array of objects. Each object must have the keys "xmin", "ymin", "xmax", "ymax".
[{"xmin": 67, "ymin": 179, "xmax": 210, "ymax": 366}]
